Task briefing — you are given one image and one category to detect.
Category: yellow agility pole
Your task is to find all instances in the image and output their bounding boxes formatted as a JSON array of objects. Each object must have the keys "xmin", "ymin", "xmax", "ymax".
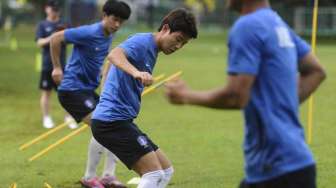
[
  {"xmin": 28, "ymin": 124, "xmax": 88, "ymax": 162},
  {"xmin": 307, "ymin": 0, "xmax": 319, "ymax": 144},
  {"xmin": 153, "ymin": 74, "xmax": 165, "ymax": 82},
  {"xmin": 44, "ymin": 182, "xmax": 52, "ymax": 188},
  {"xmin": 9, "ymin": 183, "xmax": 17, "ymax": 188},
  {"xmin": 19, "ymin": 122, "xmax": 69, "ymax": 151},
  {"xmin": 142, "ymin": 71, "xmax": 182, "ymax": 96},
  {"xmin": 144, "ymin": 74, "xmax": 165, "ymax": 89}
]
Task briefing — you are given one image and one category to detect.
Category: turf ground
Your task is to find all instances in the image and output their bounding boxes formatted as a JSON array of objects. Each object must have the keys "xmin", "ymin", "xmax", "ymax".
[{"xmin": 0, "ymin": 25, "xmax": 335, "ymax": 188}]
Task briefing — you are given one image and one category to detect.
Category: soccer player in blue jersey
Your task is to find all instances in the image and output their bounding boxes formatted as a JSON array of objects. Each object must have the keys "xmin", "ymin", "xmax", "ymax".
[
  {"xmin": 50, "ymin": 1, "xmax": 130, "ymax": 187},
  {"xmin": 35, "ymin": 0, "xmax": 77, "ymax": 129},
  {"xmin": 91, "ymin": 8, "xmax": 198, "ymax": 188},
  {"xmin": 165, "ymin": 0, "xmax": 326, "ymax": 188}
]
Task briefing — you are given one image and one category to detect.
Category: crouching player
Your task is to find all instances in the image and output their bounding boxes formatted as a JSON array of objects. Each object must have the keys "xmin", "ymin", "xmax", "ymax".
[{"xmin": 90, "ymin": 8, "xmax": 198, "ymax": 188}]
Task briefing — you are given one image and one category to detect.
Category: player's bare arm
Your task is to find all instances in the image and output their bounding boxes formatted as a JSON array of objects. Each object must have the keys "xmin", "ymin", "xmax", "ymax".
[
  {"xmin": 298, "ymin": 52, "xmax": 326, "ymax": 103},
  {"xmin": 165, "ymin": 74, "xmax": 255, "ymax": 109},
  {"xmin": 36, "ymin": 36, "xmax": 52, "ymax": 48},
  {"xmin": 107, "ymin": 47, "xmax": 153, "ymax": 86},
  {"xmin": 50, "ymin": 30, "xmax": 65, "ymax": 84},
  {"xmin": 100, "ymin": 60, "xmax": 112, "ymax": 89}
]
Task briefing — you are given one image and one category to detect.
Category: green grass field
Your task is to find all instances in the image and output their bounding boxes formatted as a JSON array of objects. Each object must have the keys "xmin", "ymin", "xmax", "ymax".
[{"xmin": 0, "ymin": 25, "xmax": 335, "ymax": 188}]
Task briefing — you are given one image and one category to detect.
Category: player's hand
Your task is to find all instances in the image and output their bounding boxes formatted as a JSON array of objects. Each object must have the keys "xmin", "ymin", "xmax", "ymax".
[
  {"xmin": 165, "ymin": 79, "xmax": 189, "ymax": 105},
  {"xmin": 134, "ymin": 71, "xmax": 153, "ymax": 87},
  {"xmin": 52, "ymin": 68, "xmax": 63, "ymax": 85}
]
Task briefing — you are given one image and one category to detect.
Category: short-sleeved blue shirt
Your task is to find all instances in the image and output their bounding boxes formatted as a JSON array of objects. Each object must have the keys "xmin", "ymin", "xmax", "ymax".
[
  {"xmin": 92, "ymin": 33, "xmax": 158, "ymax": 121},
  {"xmin": 35, "ymin": 20, "xmax": 66, "ymax": 71},
  {"xmin": 228, "ymin": 8, "xmax": 314, "ymax": 183},
  {"xmin": 58, "ymin": 22, "xmax": 113, "ymax": 91}
]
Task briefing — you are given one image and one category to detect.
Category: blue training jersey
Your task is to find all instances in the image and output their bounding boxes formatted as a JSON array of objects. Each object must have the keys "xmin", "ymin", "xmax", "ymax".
[
  {"xmin": 92, "ymin": 33, "xmax": 158, "ymax": 121},
  {"xmin": 58, "ymin": 22, "xmax": 113, "ymax": 91},
  {"xmin": 227, "ymin": 8, "xmax": 314, "ymax": 183},
  {"xmin": 35, "ymin": 20, "xmax": 66, "ymax": 71}
]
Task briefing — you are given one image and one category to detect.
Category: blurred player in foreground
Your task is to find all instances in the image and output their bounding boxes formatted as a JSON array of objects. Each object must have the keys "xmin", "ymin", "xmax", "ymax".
[{"xmin": 165, "ymin": 0, "xmax": 326, "ymax": 187}]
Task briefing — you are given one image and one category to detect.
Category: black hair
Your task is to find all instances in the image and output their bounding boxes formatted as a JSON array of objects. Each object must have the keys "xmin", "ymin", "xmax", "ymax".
[
  {"xmin": 103, "ymin": 0, "xmax": 131, "ymax": 20},
  {"xmin": 158, "ymin": 8, "xmax": 198, "ymax": 39},
  {"xmin": 46, "ymin": 0, "xmax": 60, "ymax": 11}
]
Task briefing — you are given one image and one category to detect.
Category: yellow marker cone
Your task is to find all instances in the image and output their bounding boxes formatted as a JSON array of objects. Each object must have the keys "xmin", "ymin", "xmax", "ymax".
[
  {"xmin": 9, "ymin": 183, "xmax": 17, "ymax": 188},
  {"xmin": 127, "ymin": 177, "xmax": 141, "ymax": 185},
  {"xmin": 10, "ymin": 37, "xmax": 18, "ymax": 51},
  {"xmin": 44, "ymin": 182, "xmax": 52, "ymax": 188}
]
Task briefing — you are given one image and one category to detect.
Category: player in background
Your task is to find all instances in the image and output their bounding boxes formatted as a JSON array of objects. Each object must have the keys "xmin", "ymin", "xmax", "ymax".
[
  {"xmin": 50, "ymin": 1, "xmax": 131, "ymax": 187},
  {"xmin": 35, "ymin": 0, "xmax": 77, "ymax": 129}
]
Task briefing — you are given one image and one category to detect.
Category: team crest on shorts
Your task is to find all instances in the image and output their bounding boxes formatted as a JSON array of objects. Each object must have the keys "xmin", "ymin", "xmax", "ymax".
[
  {"xmin": 137, "ymin": 136, "xmax": 149, "ymax": 148},
  {"xmin": 42, "ymin": 80, "xmax": 48, "ymax": 87},
  {"xmin": 84, "ymin": 99, "xmax": 94, "ymax": 109}
]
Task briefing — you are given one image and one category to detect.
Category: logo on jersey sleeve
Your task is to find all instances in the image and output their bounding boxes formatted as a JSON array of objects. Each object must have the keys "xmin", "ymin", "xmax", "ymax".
[{"xmin": 275, "ymin": 26, "xmax": 295, "ymax": 48}]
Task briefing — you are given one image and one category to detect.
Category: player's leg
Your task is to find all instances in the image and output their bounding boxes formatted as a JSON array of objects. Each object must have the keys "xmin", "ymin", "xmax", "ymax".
[
  {"xmin": 64, "ymin": 113, "xmax": 78, "ymax": 129},
  {"xmin": 82, "ymin": 114, "xmax": 105, "ymax": 185},
  {"xmin": 39, "ymin": 71, "xmax": 54, "ymax": 128},
  {"xmin": 132, "ymin": 152, "xmax": 165, "ymax": 188},
  {"xmin": 83, "ymin": 136, "xmax": 104, "ymax": 180},
  {"xmin": 40, "ymin": 90, "xmax": 54, "ymax": 128},
  {"xmin": 99, "ymin": 149, "xmax": 127, "ymax": 188},
  {"xmin": 57, "ymin": 91, "xmax": 104, "ymax": 187},
  {"xmin": 154, "ymin": 149, "xmax": 174, "ymax": 188},
  {"xmin": 82, "ymin": 106, "xmax": 125, "ymax": 187},
  {"xmin": 91, "ymin": 120, "xmax": 165, "ymax": 188},
  {"xmin": 130, "ymin": 125, "xmax": 168, "ymax": 188}
]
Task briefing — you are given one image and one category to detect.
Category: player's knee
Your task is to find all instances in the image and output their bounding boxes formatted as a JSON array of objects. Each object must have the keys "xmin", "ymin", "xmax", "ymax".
[
  {"xmin": 163, "ymin": 166, "xmax": 174, "ymax": 180},
  {"xmin": 138, "ymin": 170, "xmax": 165, "ymax": 188}
]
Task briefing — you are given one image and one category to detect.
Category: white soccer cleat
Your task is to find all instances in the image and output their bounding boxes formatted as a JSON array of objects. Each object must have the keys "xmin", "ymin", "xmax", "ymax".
[
  {"xmin": 65, "ymin": 116, "xmax": 78, "ymax": 129},
  {"xmin": 43, "ymin": 116, "xmax": 54, "ymax": 129}
]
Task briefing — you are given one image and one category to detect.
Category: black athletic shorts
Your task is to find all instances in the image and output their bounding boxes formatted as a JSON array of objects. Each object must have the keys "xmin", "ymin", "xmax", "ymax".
[
  {"xmin": 91, "ymin": 119, "xmax": 159, "ymax": 170},
  {"xmin": 39, "ymin": 70, "xmax": 57, "ymax": 90},
  {"xmin": 58, "ymin": 90, "xmax": 99, "ymax": 123},
  {"xmin": 239, "ymin": 165, "xmax": 316, "ymax": 188}
]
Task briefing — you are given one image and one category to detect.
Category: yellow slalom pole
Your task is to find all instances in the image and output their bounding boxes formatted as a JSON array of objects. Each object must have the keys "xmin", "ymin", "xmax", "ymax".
[
  {"xmin": 28, "ymin": 124, "xmax": 88, "ymax": 162},
  {"xmin": 144, "ymin": 74, "xmax": 166, "ymax": 89},
  {"xmin": 9, "ymin": 183, "xmax": 17, "ymax": 188},
  {"xmin": 307, "ymin": 0, "xmax": 319, "ymax": 144},
  {"xmin": 142, "ymin": 71, "xmax": 182, "ymax": 96},
  {"xmin": 153, "ymin": 74, "xmax": 165, "ymax": 82},
  {"xmin": 44, "ymin": 182, "xmax": 52, "ymax": 188},
  {"xmin": 19, "ymin": 122, "xmax": 69, "ymax": 151}
]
